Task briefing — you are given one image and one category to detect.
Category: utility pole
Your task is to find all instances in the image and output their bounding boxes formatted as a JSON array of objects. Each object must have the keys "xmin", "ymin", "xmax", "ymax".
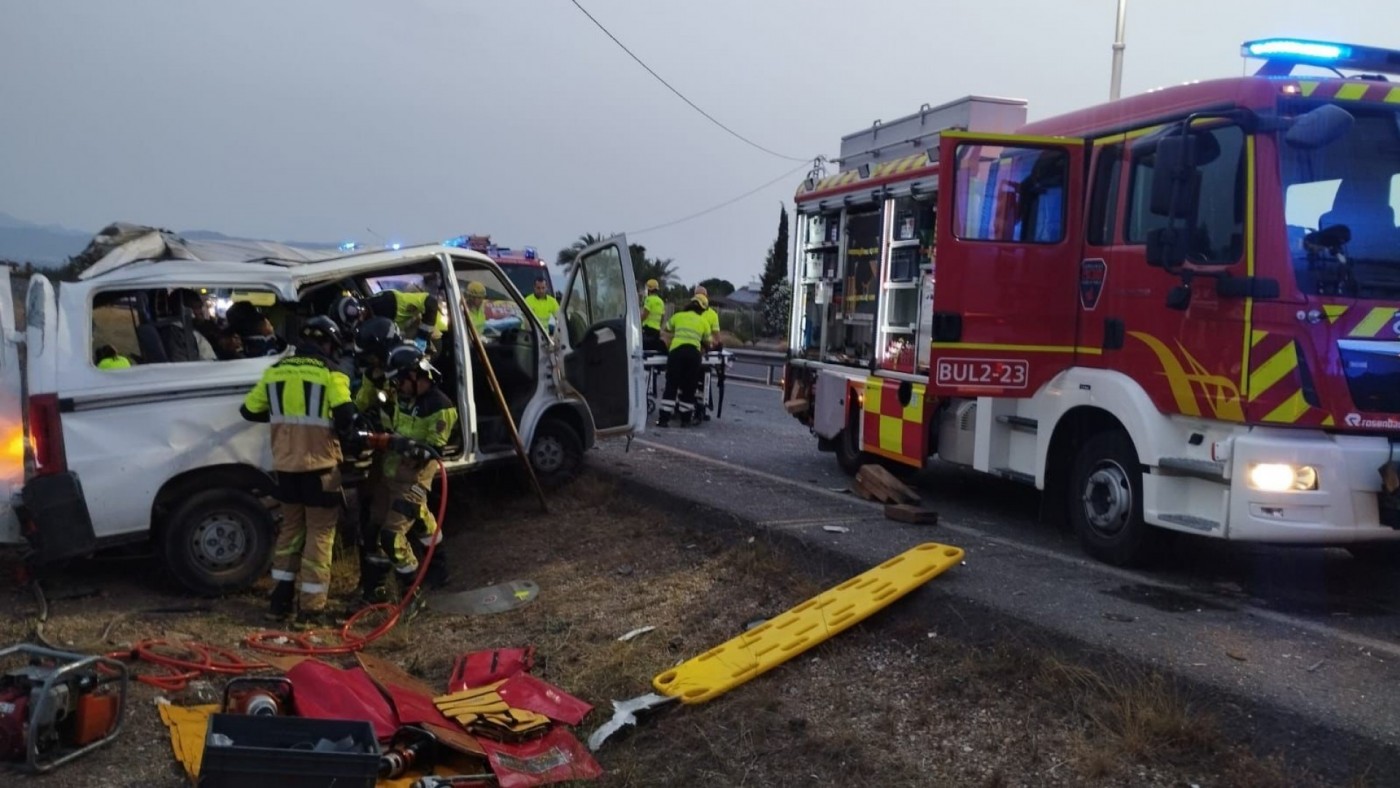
[{"xmin": 1109, "ymin": 0, "xmax": 1128, "ymax": 101}]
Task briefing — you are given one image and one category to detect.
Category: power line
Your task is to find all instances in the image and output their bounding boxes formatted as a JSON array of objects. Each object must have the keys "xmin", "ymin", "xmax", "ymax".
[
  {"xmin": 569, "ymin": 0, "xmax": 810, "ymax": 163},
  {"xmin": 626, "ymin": 160, "xmax": 814, "ymax": 236}
]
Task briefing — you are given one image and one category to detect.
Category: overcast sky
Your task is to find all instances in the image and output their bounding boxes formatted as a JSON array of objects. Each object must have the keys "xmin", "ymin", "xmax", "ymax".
[{"xmin": 1, "ymin": 1, "xmax": 1393, "ymax": 285}]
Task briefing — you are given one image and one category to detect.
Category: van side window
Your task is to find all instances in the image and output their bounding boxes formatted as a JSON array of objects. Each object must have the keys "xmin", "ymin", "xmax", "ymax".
[
  {"xmin": 91, "ymin": 287, "xmax": 281, "ymax": 369},
  {"xmin": 1086, "ymin": 143, "xmax": 1123, "ymax": 246},
  {"xmin": 1125, "ymin": 125, "xmax": 1245, "ymax": 263}
]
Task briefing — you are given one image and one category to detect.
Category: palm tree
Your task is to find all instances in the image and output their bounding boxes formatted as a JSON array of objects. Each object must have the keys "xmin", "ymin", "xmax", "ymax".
[{"xmin": 555, "ymin": 233, "xmax": 609, "ymax": 268}]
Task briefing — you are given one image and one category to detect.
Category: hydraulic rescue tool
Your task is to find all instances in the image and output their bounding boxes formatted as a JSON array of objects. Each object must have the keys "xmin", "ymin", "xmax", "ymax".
[
  {"xmin": 0, "ymin": 643, "xmax": 127, "ymax": 773},
  {"xmin": 222, "ymin": 676, "xmax": 293, "ymax": 716},
  {"xmin": 380, "ymin": 725, "xmax": 439, "ymax": 780},
  {"xmin": 587, "ymin": 542, "xmax": 964, "ymax": 750}
]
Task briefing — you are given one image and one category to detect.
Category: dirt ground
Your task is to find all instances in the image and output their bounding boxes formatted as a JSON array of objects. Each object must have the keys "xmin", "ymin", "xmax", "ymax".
[{"xmin": 0, "ymin": 470, "xmax": 1347, "ymax": 787}]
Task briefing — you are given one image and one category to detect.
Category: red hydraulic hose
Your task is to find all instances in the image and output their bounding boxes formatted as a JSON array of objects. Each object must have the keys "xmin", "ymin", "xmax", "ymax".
[
  {"xmin": 105, "ymin": 461, "xmax": 450, "ymax": 688},
  {"xmin": 244, "ymin": 461, "xmax": 449, "ymax": 656}
]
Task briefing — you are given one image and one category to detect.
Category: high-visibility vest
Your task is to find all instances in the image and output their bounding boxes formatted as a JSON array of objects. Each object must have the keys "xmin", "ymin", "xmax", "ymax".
[
  {"xmin": 666, "ymin": 310, "xmax": 708, "ymax": 351},
  {"xmin": 242, "ymin": 355, "xmax": 352, "ymax": 472},
  {"xmin": 642, "ymin": 294, "xmax": 665, "ymax": 330},
  {"xmin": 523, "ymin": 294, "xmax": 559, "ymax": 325},
  {"xmin": 382, "ymin": 387, "xmax": 459, "ymax": 479},
  {"xmin": 97, "ymin": 355, "xmax": 131, "ymax": 370}
]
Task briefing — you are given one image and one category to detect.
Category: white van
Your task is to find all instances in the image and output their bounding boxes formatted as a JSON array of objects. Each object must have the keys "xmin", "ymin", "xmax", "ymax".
[{"xmin": 0, "ymin": 228, "xmax": 644, "ymax": 594}]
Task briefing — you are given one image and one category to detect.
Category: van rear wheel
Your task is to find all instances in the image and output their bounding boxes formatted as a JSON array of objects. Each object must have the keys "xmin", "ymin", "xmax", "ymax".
[{"xmin": 162, "ymin": 488, "xmax": 274, "ymax": 596}]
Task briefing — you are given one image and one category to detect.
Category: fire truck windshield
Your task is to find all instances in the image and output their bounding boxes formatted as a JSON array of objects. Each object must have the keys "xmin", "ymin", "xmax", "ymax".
[{"xmin": 1281, "ymin": 105, "xmax": 1400, "ymax": 296}]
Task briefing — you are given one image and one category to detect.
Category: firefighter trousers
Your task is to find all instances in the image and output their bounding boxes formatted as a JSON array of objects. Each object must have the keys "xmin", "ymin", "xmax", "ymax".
[
  {"xmin": 366, "ymin": 459, "xmax": 442, "ymax": 583},
  {"xmin": 271, "ymin": 468, "xmax": 343, "ymax": 612},
  {"xmin": 658, "ymin": 345, "xmax": 701, "ymax": 425}
]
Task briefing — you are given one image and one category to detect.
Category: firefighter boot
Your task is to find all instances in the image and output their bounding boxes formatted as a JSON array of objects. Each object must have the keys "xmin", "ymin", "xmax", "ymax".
[
  {"xmin": 357, "ymin": 557, "xmax": 394, "ymax": 608},
  {"xmin": 266, "ymin": 580, "xmax": 295, "ymax": 622},
  {"xmin": 411, "ymin": 539, "xmax": 452, "ymax": 590}
]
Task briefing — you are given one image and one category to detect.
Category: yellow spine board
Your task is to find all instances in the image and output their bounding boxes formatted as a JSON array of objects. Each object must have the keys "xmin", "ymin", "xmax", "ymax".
[{"xmin": 652, "ymin": 541, "xmax": 964, "ymax": 704}]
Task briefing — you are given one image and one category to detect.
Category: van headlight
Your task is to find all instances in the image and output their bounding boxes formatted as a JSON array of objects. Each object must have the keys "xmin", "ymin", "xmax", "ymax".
[{"xmin": 1247, "ymin": 463, "xmax": 1318, "ymax": 492}]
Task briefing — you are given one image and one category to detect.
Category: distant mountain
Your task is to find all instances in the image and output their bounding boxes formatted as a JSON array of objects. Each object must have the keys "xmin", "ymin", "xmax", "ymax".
[{"xmin": 0, "ymin": 213, "xmax": 90, "ymax": 267}]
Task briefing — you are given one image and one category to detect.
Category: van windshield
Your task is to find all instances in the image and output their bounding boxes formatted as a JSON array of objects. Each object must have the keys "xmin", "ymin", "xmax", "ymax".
[
  {"xmin": 1281, "ymin": 105, "xmax": 1400, "ymax": 296},
  {"xmin": 500, "ymin": 263, "xmax": 552, "ymax": 298}
]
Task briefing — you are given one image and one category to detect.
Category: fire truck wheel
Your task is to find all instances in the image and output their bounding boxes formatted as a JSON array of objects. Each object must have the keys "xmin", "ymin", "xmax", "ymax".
[
  {"xmin": 1068, "ymin": 430, "xmax": 1159, "ymax": 567},
  {"xmin": 162, "ymin": 488, "xmax": 275, "ymax": 596},
  {"xmin": 530, "ymin": 418, "xmax": 584, "ymax": 489},
  {"xmin": 834, "ymin": 426, "xmax": 866, "ymax": 476}
]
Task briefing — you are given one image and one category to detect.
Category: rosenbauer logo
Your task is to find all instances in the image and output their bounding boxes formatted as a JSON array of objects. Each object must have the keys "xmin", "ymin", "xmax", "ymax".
[{"xmin": 1345, "ymin": 412, "xmax": 1400, "ymax": 430}]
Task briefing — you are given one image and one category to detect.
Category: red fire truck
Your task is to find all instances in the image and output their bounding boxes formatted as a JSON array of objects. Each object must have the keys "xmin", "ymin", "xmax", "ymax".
[
  {"xmin": 445, "ymin": 233, "xmax": 555, "ymax": 319},
  {"xmin": 783, "ymin": 38, "xmax": 1400, "ymax": 566}
]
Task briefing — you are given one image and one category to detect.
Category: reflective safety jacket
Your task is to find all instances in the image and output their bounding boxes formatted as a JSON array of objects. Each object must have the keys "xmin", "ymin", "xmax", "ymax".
[
  {"xmin": 666, "ymin": 310, "xmax": 709, "ymax": 351},
  {"xmin": 467, "ymin": 304, "xmax": 486, "ymax": 333},
  {"xmin": 382, "ymin": 386, "xmax": 459, "ymax": 478},
  {"xmin": 701, "ymin": 307, "xmax": 720, "ymax": 339},
  {"xmin": 641, "ymin": 294, "xmax": 664, "ymax": 330},
  {"xmin": 97, "ymin": 355, "xmax": 132, "ymax": 369},
  {"xmin": 353, "ymin": 372, "xmax": 397, "ymax": 431},
  {"xmin": 369, "ymin": 290, "xmax": 442, "ymax": 341},
  {"xmin": 241, "ymin": 351, "xmax": 355, "ymax": 472},
  {"xmin": 523, "ymin": 293, "xmax": 559, "ymax": 325}
]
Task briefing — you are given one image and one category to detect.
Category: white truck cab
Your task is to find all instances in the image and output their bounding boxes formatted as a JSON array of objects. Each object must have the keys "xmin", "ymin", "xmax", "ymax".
[{"xmin": 0, "ymin": 229, "xmax": 644, "ymax": 594}]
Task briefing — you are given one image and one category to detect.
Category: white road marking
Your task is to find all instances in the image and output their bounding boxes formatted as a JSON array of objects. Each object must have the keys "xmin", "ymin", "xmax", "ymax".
[{"xmin": 631, "ymin": 437, "xmax": 1400, "ymax": 660}]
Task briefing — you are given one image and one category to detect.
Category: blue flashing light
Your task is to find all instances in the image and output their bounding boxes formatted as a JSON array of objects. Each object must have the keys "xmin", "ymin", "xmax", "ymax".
[
  {"xmin": 338, "ymin": 241, "xmax": 357, "ymax": 251},
  {"xmin": 389, "ymin": 242, "xmax": 402, "ymax": 251},
  {"xmin": 524, "ymin": 246, "xmax": 537, "ymax": 260},
  {"xmin": 1245, "ymin": 38, "xmax": 1351, "ymax": 61},
  {"xmin": 443, "ymin": 235, "xmax": 468, "ymax": 248}
]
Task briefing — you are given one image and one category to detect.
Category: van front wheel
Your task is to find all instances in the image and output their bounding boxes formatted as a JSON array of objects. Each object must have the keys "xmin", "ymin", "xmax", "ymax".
[{"xmin": 162, "ymin": 488, "xmax": 275, "ymax": 596}]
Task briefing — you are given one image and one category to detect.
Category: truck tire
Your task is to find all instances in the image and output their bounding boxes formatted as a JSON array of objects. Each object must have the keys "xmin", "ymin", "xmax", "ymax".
[
  {"xmin": 1068, "ymin": 430, "xmax": 1160, "ymax": 566},
  {"xmin": 834, "ymin": 423, "xmax": 866, "ymax": 476},
  {"xmin": 162, "ymin": 488, "xmax": 275, "ymax": 596},
  {"xmin": 530, "ymin": 418, "xmax": 584, "ymax": 489}
]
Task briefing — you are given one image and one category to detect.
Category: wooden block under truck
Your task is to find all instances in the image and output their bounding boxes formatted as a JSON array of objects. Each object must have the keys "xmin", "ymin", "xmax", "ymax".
[{"xmin": 782, "ymin": 38, "xmax": 1400, "ymax": 566}]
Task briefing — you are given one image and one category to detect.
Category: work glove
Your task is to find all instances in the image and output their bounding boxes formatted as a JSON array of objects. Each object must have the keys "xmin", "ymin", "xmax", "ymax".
[{"xmin": 389, "ymin": 435, "xmax": 438, "ymax": 463}]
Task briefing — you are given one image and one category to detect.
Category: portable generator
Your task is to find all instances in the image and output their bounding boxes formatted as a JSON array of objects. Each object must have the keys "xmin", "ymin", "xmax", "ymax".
[{"xmin": 0, "ymin": 644, "xmax": 127, "ymax": 773}]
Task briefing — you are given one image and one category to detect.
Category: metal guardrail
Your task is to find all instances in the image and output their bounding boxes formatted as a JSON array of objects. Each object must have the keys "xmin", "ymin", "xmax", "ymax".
[{"xmin": 726, "ymin": 348, "xmax": 786, "ymax": 386}]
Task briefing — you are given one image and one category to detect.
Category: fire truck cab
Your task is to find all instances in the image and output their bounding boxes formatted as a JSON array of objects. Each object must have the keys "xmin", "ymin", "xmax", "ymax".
[{"xmin": 784, "ymin": 39, "xmax": 1400, "ymax": 566}]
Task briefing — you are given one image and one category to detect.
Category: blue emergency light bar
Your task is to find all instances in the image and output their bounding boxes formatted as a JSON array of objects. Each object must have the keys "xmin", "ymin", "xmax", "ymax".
[{"xmin": 1243, "ymin": 38, "xmax": 1400, "ymax": 76}]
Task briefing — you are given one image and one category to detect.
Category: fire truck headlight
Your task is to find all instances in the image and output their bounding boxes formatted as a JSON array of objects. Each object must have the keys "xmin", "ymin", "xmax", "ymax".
[{"xmin": 1247, "ymin": 463, "xmax": 1318, "ymax": 492}]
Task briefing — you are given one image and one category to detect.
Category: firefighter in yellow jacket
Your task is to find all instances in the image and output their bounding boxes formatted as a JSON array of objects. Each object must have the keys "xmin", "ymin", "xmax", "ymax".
[
  {"xmin": 240, "ymin": 316, "xmax": 358, "ymax": 627},
  {"xmin": 359, "ymin": 344, "xmax": 459, "ymax": 606}
]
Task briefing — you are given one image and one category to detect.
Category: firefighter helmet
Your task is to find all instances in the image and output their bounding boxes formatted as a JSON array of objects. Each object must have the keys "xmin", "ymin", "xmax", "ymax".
[
  {"xmin": 353, "ymin": 317, "xmax": 402, "ymax": 364},
  {"xmin": 299, "ymin": 315, "xmax": 344, "ymax": 352},
  {"xmin": 385, "ymin": 342, "xmax": 433, "ymax": 382},
  {"xmin": 328, "ymin": 295, "xmax": 364, "ymax": 331}
]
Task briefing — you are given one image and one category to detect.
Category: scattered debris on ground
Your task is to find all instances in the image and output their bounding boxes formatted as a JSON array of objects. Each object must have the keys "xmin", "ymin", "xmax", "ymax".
[{"xmin": 0, "ymin": 471, "xmax": 1337, "ymax": 786}]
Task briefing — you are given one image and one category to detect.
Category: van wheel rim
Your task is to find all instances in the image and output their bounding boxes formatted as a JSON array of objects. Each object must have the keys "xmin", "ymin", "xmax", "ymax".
[
  {"xmin": 533, "ymin": 438, "xmax": 565, "ymax": 473},
  {"xmin": 1082, "ymin": 460, "xmax": 1132, "ymax": 537},
  {"xmin": 191, "ymin": 513, "xmax": 248, "ymax": 570}
]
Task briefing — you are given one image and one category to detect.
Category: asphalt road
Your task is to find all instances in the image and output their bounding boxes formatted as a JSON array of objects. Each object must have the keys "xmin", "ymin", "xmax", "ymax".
[{"xmin": 596, "ymin": 379, "xmax": 1400, "ymax": 768}]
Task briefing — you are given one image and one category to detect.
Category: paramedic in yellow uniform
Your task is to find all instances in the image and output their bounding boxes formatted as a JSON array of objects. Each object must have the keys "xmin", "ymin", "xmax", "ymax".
[
  {"xmin": 240, "ymin": 317, "xmax": 358, "ymax": 628},
  {"xmin": 522, "ymin": 276, "xmax": 559, "ymax": 328},
  {"xmin": 640, "ymin": 279, "xmax": 665, "ymax": 354},
  {"xmin": 657, "ymin": 295, "xmax": 710, "ymax": 428},
  {"xmin": 462, "ymin": 281, "xmax": 488, "ymax": 335}
]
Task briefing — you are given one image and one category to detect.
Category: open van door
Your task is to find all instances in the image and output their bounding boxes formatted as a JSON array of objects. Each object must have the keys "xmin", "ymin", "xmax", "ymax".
[
  {"xmin": 559, "ymin": 235, "xmax": 644, "ymax": 437},
  {"xmin": 0, "ymin": 268, "xmax": 23, "ymax": 544}
]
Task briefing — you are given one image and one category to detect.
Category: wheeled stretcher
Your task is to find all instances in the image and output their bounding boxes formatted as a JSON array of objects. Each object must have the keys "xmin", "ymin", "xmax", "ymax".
[{"xmin": 643, "ymin": 349, "xmax": 733, "ymax": 421}]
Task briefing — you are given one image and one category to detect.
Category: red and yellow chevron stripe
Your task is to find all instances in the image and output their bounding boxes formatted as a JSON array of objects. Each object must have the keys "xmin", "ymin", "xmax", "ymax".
[
  {"xmin": 1296, "ymin": 81, "xmax": 1400, "ymax": 104},
  {"xmin": 1247, "ymin": 330, "xmax": 1333, "ymax": 427},
  {"xmin": 860, "ymin": 377, "xmax": 930, "ymax": 468}
]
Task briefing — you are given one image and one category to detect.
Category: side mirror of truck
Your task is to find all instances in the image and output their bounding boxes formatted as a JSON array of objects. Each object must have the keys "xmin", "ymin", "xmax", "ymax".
[{"xmin": 1149, "ymin": 136, "xmax": 1202, "ymax": 220}]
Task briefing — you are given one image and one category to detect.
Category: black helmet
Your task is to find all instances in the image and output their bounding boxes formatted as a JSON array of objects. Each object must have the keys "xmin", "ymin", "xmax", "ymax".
[
  {"xmin": 353, "ymin": 316, "xmax": 402, "ymax": 364},
  {"xmin": 385, "ymin": 342, "xmax": 432, "ymax": 382},
  {"xmin": 299, "ymin": 315, "xmax": 344, "ymax": 351},
  {"xmin": 328, "ymin": 295, "xmax": 364, "ymax": 331}
]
